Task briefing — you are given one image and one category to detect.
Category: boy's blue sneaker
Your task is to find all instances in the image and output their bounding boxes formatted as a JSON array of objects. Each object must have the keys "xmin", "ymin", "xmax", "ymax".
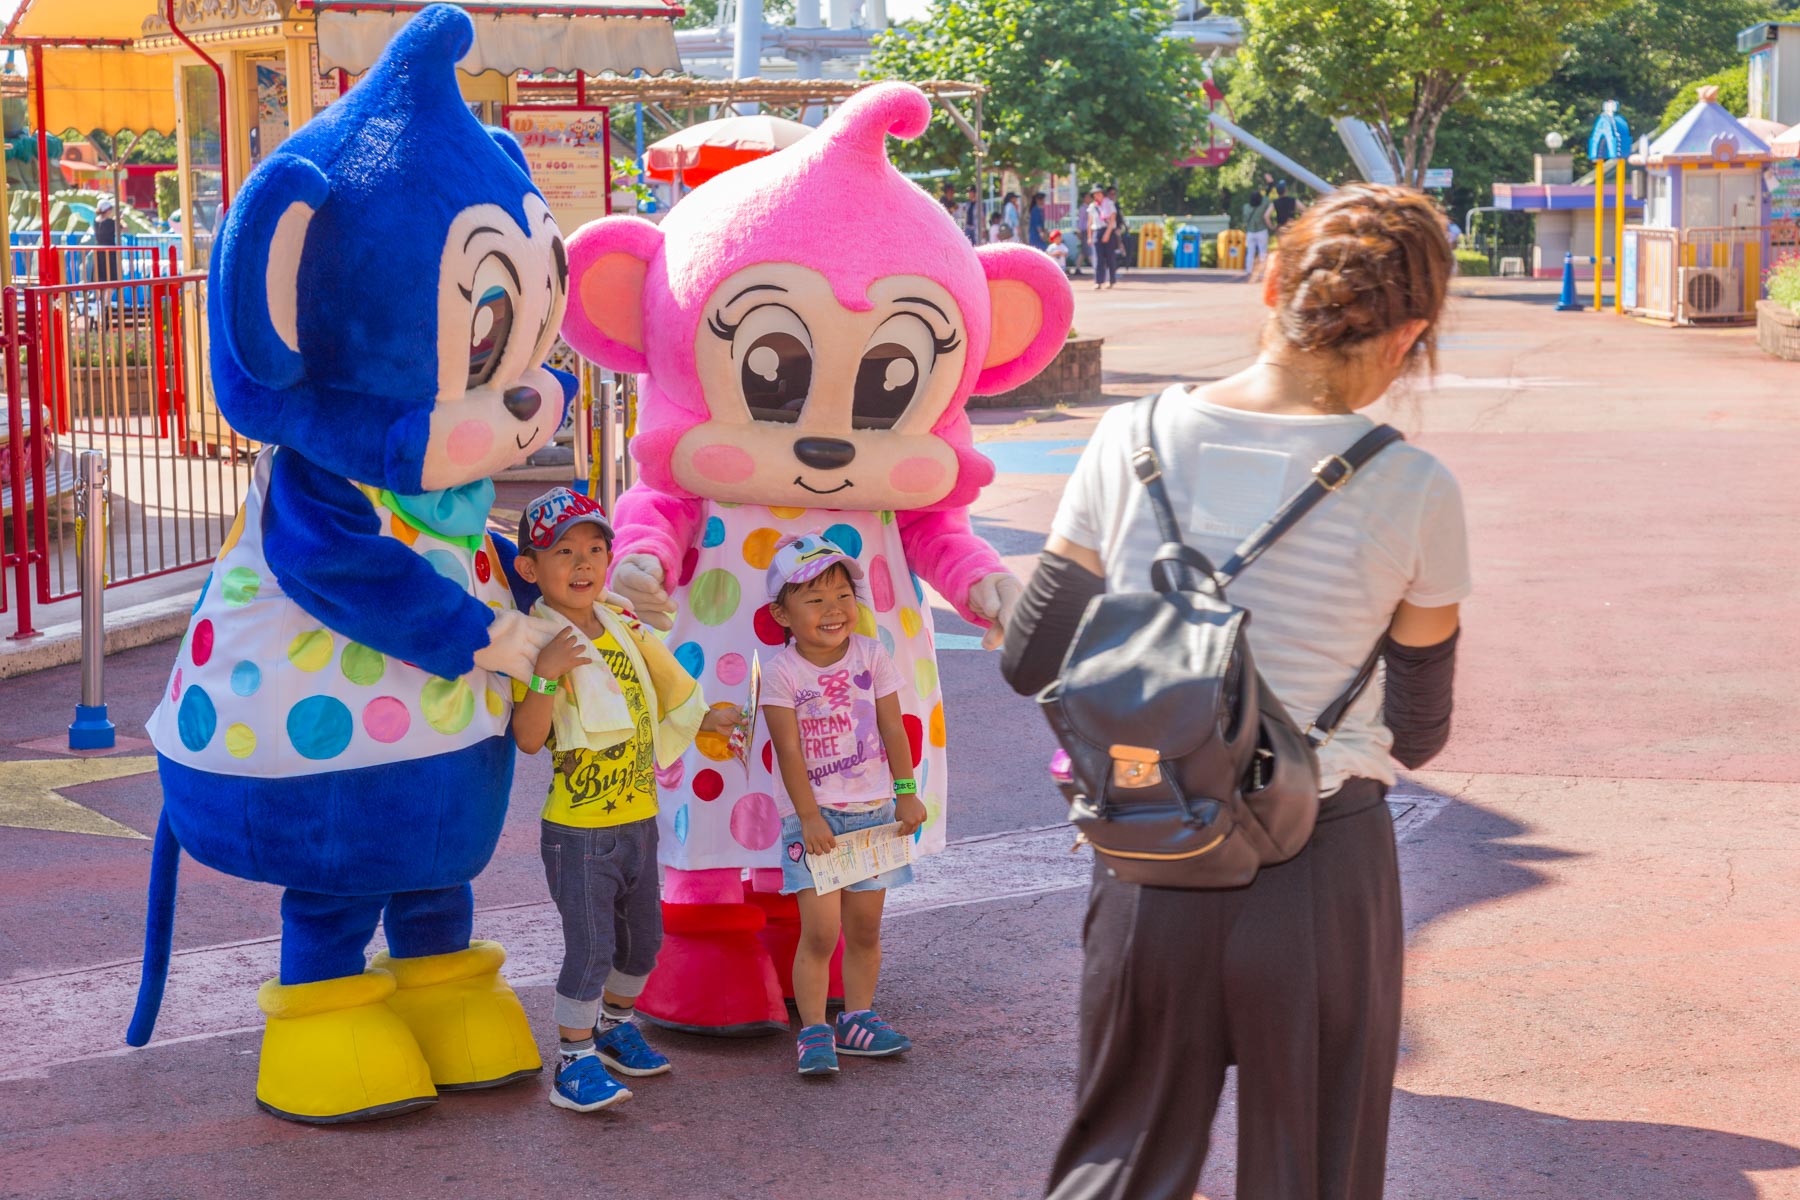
[
  {"xmin": 796, "ymin": 1024, "xmax": 839, "ymax": 1076},
  {"xmin": 834, "ymin": 1009, "xmax": 911, "ymax": 1057},
  {"xmin": 549, "ymin": 1051, "xmax": 632, "ymax": 1112},
  {"xmin": 596, "ymin": 1020, "xmax": 671, "ymax": 1077}
]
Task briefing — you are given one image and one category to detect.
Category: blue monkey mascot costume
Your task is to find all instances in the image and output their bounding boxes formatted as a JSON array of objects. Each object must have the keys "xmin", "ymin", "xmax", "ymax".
[{"xmin": 128, "ymin": 5, "xmax": 574, "ymax": 1124}]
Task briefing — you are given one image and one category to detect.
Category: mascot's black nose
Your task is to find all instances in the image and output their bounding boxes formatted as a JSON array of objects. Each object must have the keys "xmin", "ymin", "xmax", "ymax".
[
  {"xmin": 793, "ymin": 437, "xmax": 856, "ymax": 470},
  {"xmin": 503, "ymin": 386, "xmax": 543, "ymax": 422}
]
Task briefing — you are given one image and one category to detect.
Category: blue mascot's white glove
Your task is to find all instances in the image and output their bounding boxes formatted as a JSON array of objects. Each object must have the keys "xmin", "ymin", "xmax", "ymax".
[
  {"xmin": 473, "ymin": 609, "xmax": 561, "ymax": 680},
  {"xmin": 612, "ymin": 553, "xmax": 676, "ymax": 632}
]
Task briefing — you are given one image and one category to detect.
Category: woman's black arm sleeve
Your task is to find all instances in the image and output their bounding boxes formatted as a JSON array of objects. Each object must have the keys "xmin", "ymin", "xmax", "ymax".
[
  {"xmin": 1000, "ymin": 551, "xmax": 1105, "ymax": 696},
  {"xmin": 1382, "ymin": 627, "xmax": 1460, "ymax": 769}
]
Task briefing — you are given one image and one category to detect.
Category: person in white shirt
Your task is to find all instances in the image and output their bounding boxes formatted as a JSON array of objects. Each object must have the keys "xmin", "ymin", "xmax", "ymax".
[
  {"xmin": 1086, "ymin": 187, "xmax": 1118, "ymax": 289},
  {"xmin": 1006, "ymin": 183, "xmax": 1467, "ymax": 1200},
  {"xmin": 1045, "ymin": 230, "xmax": 1070, "ymax": 273}
]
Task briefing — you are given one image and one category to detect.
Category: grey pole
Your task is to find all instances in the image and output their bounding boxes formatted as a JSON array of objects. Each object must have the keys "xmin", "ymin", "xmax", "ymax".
[{"xmin": 68, "ymin": 450, "xmax": 114, "ymax": 750}]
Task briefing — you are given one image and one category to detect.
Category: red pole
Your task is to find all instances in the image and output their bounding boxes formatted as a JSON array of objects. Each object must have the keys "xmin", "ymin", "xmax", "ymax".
[
  {"xmin": 3, "ymin": 284, "xmax": 38, "ymax": 639},
  {"xmin": 577, "ymin": 70, "xmax": 587, "ymax": 107},
  {"xmin": 29, "ymin": 45, "xmax": 56, "ymax": 288},
  {"xmin": 164, "ymin": 0, "xmax": 231, "ymax": 213}
]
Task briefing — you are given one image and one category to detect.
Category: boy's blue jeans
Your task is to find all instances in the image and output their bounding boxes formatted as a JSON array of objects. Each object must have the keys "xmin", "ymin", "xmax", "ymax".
[{"xmin": 540, "ymin": 816, "xmax": 663, "ymax": 1030}]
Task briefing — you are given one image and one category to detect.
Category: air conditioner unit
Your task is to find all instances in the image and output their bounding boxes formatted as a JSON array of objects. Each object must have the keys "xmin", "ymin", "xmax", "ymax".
[{"xmin": 1678, "ymin": 266, "xmax": 1740, "ymax": 322}]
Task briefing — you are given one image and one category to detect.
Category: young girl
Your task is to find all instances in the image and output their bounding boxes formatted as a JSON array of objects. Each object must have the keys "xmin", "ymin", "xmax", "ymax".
[{"xmin": 759, "ymin": 534, "xmax": 927, "ymax": 1076}]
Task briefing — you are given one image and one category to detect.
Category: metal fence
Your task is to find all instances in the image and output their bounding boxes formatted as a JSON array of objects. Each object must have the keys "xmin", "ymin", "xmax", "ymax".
[
  {"xmin": 1627, "ymin": 225, "xmax": 1764, "ymax": 323},
  {"xmin": 2, "ymin": 266, "xmax": 249, "ymax": 638}
]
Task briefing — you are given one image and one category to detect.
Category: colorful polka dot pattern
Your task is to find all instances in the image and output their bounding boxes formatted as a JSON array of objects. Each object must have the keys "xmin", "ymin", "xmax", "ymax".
[
  {"xmin": 155, "ymin": 473, "xmax": 522, "ymax": 778},
  {"xmin": 652, "ymin": 503, "xmax": 950, "ymax": 866}
]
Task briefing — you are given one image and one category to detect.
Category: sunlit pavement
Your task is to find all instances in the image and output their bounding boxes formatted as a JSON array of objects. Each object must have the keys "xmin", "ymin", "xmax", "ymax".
[{"xmin": 3, "ymin": 273, "xmax": 1798, "ymax": 1198}]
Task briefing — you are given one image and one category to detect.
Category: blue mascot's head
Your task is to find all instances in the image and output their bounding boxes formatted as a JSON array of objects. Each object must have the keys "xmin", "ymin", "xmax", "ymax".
[{"xmin": 210, "ymin": 3, "xmax": 571, "ymax": 494}]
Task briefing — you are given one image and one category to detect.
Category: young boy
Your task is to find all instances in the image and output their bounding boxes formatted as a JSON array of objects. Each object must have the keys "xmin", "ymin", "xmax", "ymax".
[{"xmin": 510, "ymin": 487, "xmax": 741, "ymax": 1112}]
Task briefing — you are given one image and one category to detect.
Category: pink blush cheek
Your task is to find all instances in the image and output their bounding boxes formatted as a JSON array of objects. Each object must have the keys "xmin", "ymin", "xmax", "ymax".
[
  {"xmin": 692, "ymin": 443, "xmax": 757, "ymax": 484},
  {"xmin": 889, "ymin": 456, "xmax": 947, "ymax": 495},
  {"xmin": 446, "ymin": 420, "xmax": 494, "ymax": 466}
]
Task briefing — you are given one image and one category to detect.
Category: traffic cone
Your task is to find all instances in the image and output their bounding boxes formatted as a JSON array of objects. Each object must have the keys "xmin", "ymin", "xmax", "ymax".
[{"xmin": 1555, "ymin": 252, "xmax": 1582, "ymax": 312}]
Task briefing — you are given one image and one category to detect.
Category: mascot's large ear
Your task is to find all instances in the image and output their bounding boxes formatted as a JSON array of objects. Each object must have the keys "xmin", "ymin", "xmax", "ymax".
[
  {"xmin": 972, "ymin": 244, "xmax": 1075, "ymax": 396},
  {"xmin": 562, "ymin": 215, "xmax": 664, "ymax": 374},
  {"xmin": 213, "ymin": 153, "xmax": 329, "ymax": 390},
  {"xmin": 486, "ymin": 126, "xmax": 533, "ymax": 179}
]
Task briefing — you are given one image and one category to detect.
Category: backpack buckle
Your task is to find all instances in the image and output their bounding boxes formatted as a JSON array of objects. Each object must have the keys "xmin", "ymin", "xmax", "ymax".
[
  {"xmin": 1110, "ymin": 744, "xmax": 1161, "ymax": 789},
  {"xmin": 1312, "ymin": 454, "xmax": 1354, "ymax": 491},
  {"xmin": 1131, "ymin": 448, "xmax": 1163, "ymax": 484}
]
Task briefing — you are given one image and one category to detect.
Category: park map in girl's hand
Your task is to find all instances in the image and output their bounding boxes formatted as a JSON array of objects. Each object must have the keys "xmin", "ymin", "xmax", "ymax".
[{"xmin": 806, "ymin": 822, "xmax": 915, "ymax": 896}]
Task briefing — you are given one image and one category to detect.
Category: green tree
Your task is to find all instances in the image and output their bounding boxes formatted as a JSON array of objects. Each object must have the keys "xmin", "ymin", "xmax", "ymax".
[
  {"xmin": 1218, "ymin": 0, "xmax": 1622, "ymax": 187},
  {"xmin": 865, "ymin": 0, "xmax": 1202, "ymax": 190},
  {"xmin": 677, "ymin": 0, "xmax": 795, "ymax": 30},
  {"xmin": 1655, "ymin": 65, "xmax": 1750, "ymax": 136}
]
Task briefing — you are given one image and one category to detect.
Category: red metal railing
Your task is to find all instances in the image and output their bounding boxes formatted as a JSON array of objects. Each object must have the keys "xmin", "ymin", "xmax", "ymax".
[{"xmin": 3, "ymin": 267, "xmax": 251, "ymax": 637}]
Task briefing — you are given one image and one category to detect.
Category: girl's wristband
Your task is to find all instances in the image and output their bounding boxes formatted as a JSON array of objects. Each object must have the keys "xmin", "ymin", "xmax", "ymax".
[
  {"xmin": 528, "ymin": 674, "xmax": 559, "ymax": 695},
  {"xmin": 892, "ymin": 779, "xmax": 918, "ymax": 796}
]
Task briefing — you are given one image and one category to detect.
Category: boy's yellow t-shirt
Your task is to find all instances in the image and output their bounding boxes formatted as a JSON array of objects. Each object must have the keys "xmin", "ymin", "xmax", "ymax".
[{"xmin": 514, "ymin": 623, "xmax": 658, "ymax": 828}]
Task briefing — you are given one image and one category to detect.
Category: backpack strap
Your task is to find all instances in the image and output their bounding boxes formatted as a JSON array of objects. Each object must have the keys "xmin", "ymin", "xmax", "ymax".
[
  {"xmin": 1215, "ymin": 423, "xmax": 1405, "ymax": 587},
  {"xmin": 1131, "ymin": 393, "xmax": 1224, "ymax": 594},
  {"xmin": 1133, "ymin": 400, "xmax": 1405, "ymax": 747}
]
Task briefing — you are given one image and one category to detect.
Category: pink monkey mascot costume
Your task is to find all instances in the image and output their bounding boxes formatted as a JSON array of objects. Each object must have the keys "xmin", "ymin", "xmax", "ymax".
[{"xmin": 561, "ymin": 82, "xmax": 1072, "ymax": 1033}]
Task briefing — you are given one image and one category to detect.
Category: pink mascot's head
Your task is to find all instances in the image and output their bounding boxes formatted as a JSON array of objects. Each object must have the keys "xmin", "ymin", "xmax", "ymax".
[{"xmin": 561, "ymin": 82, "xmax": 1073, "ymax": 513}]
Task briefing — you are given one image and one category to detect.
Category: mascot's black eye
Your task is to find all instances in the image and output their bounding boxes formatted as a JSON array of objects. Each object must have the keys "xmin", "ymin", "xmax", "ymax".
[
  {"xmin": 852, "ymin": 312, "xmax": 950, "ymax": 430},
  {"xmin": 467, "ymin": 284, "xmax": 515, "ymax": 389},
  {"xmin": 852, "ymin": 343, "xmax": 921, "ymax": 430},
  {"xmin": 740, "ymin": 332, "xmax": 812, "ymax": 422},
  {"xmin": 551, "ymin": 238, "xmax": 568, "ymax": 291}
]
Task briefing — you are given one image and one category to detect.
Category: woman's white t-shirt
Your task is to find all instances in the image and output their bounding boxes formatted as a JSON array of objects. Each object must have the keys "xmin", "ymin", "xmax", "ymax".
[{"xmin": 1050, "ymin": 385, "xmax": 1471, "ymax": 794}]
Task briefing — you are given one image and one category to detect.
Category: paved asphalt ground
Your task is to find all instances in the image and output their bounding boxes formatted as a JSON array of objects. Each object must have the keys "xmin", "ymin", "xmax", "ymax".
[{"xmin": 3, "ymin": 272, "xmax": 1800, "ymax": 1198}]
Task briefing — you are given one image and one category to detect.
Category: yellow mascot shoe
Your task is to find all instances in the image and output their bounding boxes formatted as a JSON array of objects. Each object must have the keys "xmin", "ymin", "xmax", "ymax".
[
  {"xmin": 374, "ymin": 940, "xmax": 542, "ymax": 1090},
  {"xmin": 255, "ymin": 969, "xmax": 437, "ymax": 1124}
]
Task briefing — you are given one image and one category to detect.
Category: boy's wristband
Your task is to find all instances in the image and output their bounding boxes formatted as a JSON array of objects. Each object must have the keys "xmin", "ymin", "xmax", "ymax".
[
  {"xmin": 892, "ymin": 779, "xmax": 918, "ymax": 796},
  {"xmin": 528, "ymin": 674, "xmax": 559, "ymax": 695}
]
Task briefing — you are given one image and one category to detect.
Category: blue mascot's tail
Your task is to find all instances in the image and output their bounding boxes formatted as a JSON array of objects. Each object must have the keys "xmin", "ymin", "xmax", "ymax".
[{"xmin": 125, "ymin": 809, "xmax": 181, "ymax": 1047}]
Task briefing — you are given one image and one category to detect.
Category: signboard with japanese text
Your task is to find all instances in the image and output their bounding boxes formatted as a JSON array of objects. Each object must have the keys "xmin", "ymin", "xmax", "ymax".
[
  {"xmin": 502, "ymin": 106, "xmax": 613, "ymax": 230},
  {"xmin": 1422, "ymin": 167, "xmax": 1454, "ymax": 189},
  {"xmin": 1768, "ymin": 159, "xmax": 1800, "ymax": 253}
]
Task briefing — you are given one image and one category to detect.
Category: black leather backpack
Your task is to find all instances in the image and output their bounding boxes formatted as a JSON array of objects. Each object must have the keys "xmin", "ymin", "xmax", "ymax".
[{"xmin": 1038, "ymin": 393, "xmax": 1401, "ymax": 888}]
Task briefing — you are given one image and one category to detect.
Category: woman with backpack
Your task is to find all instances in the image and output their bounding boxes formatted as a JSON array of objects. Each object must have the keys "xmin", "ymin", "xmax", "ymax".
[{"xmin": 1002, "ymin": 184, "xmax": 1469, "ymax": 1200}]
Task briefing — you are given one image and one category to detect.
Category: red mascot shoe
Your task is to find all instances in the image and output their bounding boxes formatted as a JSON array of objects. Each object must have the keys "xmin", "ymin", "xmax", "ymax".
[{"xmin": 636, "ymin": 868, "xmax": 786, "ymax": 1036}]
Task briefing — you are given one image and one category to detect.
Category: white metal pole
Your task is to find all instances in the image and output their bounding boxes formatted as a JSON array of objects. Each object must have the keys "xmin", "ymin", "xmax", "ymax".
[
  {"xmin": 733, "ymin": 0, "xmax": 764, "ymax": 115},
  {"xmin": 68, "ymin": 450, "xmax": 114, "ymax": 750}
]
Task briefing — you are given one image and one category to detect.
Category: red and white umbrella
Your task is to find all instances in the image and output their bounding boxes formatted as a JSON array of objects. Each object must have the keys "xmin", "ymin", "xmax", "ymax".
[{"xmin": 643, "ymin": 114, "xmax": 813, "ymax": 187}]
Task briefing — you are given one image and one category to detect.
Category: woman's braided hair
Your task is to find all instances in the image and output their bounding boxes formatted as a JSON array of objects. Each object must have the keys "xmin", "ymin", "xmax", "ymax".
[{"xmin": 1272, "ymin": 184, "xmax": 1453, "ymax": 369}]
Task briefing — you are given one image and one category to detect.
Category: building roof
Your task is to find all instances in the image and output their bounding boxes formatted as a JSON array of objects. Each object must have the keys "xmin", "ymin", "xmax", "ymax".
[{"xmin": 1646, "ymin": 99, "xmax": 1771, "ymax": 162}]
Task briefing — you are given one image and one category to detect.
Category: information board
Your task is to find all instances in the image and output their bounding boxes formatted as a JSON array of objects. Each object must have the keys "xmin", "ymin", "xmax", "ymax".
[
  {"xmin": 502, "ymin": 106, "xmax": 612, "ymax": 230},
  {"xmin": 1768, "ymin": 159, "xmax": 1800, "ymax": 252}
]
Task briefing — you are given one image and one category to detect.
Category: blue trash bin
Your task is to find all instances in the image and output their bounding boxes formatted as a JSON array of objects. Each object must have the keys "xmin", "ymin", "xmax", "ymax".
[{"xmin": 1174, "ymin": 225, "xmax": 1201, "ymax": 269}]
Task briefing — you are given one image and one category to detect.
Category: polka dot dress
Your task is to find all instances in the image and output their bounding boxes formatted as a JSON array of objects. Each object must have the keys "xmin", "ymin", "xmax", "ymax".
[
  {"xmin": 650, "ymin": 502, "xmax": 950, "ymax": 871},
  {"xmin": 147, "ymin": 450, "xmax": 517, "ymax": 778}
]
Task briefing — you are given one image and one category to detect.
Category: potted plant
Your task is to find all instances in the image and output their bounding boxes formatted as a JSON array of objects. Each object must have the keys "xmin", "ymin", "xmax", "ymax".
[{"xmin": 1758, "ymin": 254, "xmax": 1800, "ymax": 361}]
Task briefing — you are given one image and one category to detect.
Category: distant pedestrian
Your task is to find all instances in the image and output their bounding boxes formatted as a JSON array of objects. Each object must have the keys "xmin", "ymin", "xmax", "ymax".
[
  {"xmin": 1272, "ymin": 178, "xmax": 1305, "ymax": 235},
  {"xmin": 962, "ymin": 184, "xmax": 983, "ymax": 247},
  {"xmin": 1073, "ymin": 197, "xmax": 1092, "ymax": 276},
  {"xmin": 1002, "ymin": 191, "xmax": 1021, "ymax": 237},
  {"xmin": 1005, "ymin": 184, "xmax": 1468, "ymax": 1200},
  {"xmin": 1106, "ymin": 187, "xmax": 1129, "ymax": 275},
  {"xmin": 1028, "ymin": 192, "xmax": 1049, "ymax": 249},
  {"xmin": 92, "ymin": 193, "xmax": 120, "ymax": 285},
  {"xmin": 1245, "ymin": 187, "xmax": 1273, "ymax": 280},
  {"xmin": 1086, "ymin": 187, "xmax": 1118, "ymax": 289},
  {"xmin": 988, "ymin": 211, "xmax": 1012, "ymax": 243},
  {"xmin": 1045, "ymin": 229, "xmax": 1070, "ymax": 273}
]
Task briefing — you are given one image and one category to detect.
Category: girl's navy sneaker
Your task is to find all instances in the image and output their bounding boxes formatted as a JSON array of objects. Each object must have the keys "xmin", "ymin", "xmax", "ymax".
[
  {"xmin": 796, "ymin": 1024, "xmax": 839, "ymax": 1076},
  {"xmin": 834, "ymin": 1009, "xmax": 911, "ymax": 1057}
]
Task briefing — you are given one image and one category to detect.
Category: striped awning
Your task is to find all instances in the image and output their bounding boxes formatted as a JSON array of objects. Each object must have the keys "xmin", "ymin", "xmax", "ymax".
[{"xmin": 315, "ymin": 1, "xmax": 682, "ymax": 77}]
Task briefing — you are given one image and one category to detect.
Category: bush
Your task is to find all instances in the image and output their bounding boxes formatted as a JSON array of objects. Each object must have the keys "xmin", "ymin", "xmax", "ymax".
[
  {"xmin": 1768, "ymin": 254, "xmax": 1800, "ymax": 313},
  {"xmin": 1200, "ymin": 239, "xmax": 1219, "ymax": 268},
  {"xmin": 1454, "ymin": 248, "xmax": 1491, "ymax": 276},
  {"xmin": 155, "ymin": 171, "xmax": 179, "ymax": 222}
]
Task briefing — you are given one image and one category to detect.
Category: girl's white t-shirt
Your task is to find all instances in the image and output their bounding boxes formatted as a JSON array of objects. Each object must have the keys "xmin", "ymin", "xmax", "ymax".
[
  {"xmin": 761, "ymin": 635, "xmax": 902, "ymax": 815},
  {"xmin": 1050, "ymin": 385, "xmax": 1472, "ymax": 794}
]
